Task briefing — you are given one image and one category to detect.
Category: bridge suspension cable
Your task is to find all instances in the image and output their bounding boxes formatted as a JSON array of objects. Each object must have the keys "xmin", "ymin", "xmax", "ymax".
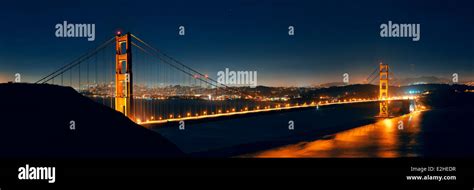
[
  {"xmin": 131, "ymin": 42, "xmax": 220, "ymax": 89},
  {"xmin": 364, "ymin": 67, "xmax": 379, "ymax": 84},
  {"xmin": 365, "ymin": 67, "xmax": 380, "ymax": 84},
  {"xmin": 131, "ymin": 34, "xmax": 259, "ymax": 98},
  {"xmin": 367, "ymin": 73, "xmax": 379, "ymax": 84},
  {"xmin": 131, "ymin": 34, "xmax": 232, "ymax": 88},
  {"xmin": 36, "ymin": 37, "xmax": 115, "ymax": 84}
]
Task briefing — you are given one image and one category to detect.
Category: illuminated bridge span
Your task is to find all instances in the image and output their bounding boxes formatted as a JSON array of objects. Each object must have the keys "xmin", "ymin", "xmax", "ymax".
[{"xmin": 36, "ymin": 32, "xmax": 412, "ymax": 125}]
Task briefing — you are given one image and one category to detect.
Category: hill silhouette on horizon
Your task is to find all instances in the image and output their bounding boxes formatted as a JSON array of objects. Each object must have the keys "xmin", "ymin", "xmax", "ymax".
[{"xmin": 0, "ymin": 83, "xmax": 184, "ymax": 158}]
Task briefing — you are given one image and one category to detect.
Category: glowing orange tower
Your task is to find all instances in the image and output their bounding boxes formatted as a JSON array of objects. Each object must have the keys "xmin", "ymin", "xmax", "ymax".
[
  {"xmin": 115, "ymin": 32, "xmax": 133, "ymax": 118},
  {"xmin": 379, "ymin": 62, "xmax": 389, "ymax": 117}
]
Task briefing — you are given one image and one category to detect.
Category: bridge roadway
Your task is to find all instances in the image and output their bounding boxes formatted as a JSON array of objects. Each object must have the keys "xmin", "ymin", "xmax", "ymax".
[{"xmin": 140, "ymin": 96, "xmax": 416, "ymax": 125}]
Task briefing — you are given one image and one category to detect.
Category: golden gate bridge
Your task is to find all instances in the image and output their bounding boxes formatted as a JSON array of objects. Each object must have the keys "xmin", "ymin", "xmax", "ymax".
[{"xmin": 35, "ymin": 32, "xmax": 415, "ymax": 125}]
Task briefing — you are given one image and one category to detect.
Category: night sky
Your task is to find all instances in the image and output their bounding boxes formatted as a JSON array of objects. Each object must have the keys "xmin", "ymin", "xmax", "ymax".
[{"xmin": 0, "ymin": 0, "xmax": 472, "ymax": 86}]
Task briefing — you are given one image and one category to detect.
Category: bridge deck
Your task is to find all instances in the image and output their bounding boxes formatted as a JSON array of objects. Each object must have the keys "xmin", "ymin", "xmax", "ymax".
[{"xmin": 140, "ymin": 97, "xmax": 415, "ymax": 125}]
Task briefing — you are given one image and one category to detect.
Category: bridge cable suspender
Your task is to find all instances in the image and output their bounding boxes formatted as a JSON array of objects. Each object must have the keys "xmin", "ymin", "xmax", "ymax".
[{"xmin": 36, "ymin": 37, "xmax": 115, "ymax": 84}]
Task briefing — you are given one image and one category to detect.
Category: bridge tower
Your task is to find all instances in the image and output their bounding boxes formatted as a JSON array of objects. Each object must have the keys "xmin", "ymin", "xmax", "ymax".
[
  {"xmin": 379, "ymin": 62, "xmax": 389, "ymax": 117},
  {"xmin": 115, "ymin": 32, "xmax": 133, "ymax": 118}
]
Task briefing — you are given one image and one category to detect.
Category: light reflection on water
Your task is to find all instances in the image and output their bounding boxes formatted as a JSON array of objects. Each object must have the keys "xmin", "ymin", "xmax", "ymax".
[{"xmin": 249, "ymin": 111, "xmax": 424, "ymax": 158}]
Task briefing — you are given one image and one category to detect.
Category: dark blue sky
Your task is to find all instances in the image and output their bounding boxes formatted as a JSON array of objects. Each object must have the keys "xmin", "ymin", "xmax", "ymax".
[{"xmin": 0, "ymin": 0, "xmax": 472, "ymax": 86}]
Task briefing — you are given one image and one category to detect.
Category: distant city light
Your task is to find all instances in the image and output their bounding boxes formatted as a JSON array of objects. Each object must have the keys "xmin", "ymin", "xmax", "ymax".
[{"xmin": 408, "ymin": 90, "xmax": 421, "ymax": 94}]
